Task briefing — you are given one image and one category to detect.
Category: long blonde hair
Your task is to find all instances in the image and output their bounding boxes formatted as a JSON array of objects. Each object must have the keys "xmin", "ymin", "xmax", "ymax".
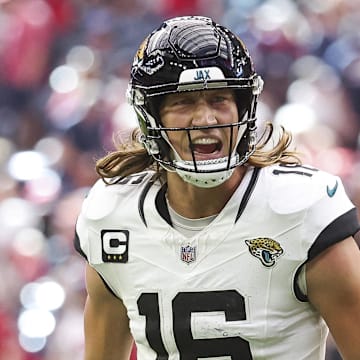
[{"xmin": 96, "ymin": 123, "xmax": 301, "ymax": 183}]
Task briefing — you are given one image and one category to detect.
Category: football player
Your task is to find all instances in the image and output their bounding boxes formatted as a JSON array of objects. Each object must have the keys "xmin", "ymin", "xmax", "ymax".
[{"xmin": 74, "ymin": 16, "xmax": 360, "ymax": 360}]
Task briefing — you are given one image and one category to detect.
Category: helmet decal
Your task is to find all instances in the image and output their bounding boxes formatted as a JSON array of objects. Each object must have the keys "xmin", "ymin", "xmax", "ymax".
[
  {"xmin": 135, "ymin": 36, "xmax": 148, "ymax": 62},
  {"xmin": 139, "ymin": 50, "xmax": 165, "ymax": 75}
]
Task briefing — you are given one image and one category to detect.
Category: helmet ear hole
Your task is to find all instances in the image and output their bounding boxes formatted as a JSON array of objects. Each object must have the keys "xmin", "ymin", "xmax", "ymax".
[
  {"xmin": 237, "ymin": 129, "xmax": 250, "ymax": 157},
  {"xmin": 156, "ymin": 137, "xmax": 171, "ymax": 160},
  {"xmin": 236, "ymin": 126, "xmax": 257, "ymax": 158}
]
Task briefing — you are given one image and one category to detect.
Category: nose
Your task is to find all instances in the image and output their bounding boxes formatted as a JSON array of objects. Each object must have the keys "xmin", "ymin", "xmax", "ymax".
[{"xmin": 191, "ymin": 99, "xmax": 217, "ymax": 127}]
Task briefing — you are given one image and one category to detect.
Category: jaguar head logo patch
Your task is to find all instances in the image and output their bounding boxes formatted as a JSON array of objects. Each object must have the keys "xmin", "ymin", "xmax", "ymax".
[{"xmin": 245, "ymin": 238, "xmax": 283, "ymax": 267}]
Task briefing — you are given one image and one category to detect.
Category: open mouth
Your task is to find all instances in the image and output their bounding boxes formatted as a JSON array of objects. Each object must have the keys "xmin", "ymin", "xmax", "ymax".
[{"xmin": 191, "ymin": 138, "xmax": 222, "ymax": 156}]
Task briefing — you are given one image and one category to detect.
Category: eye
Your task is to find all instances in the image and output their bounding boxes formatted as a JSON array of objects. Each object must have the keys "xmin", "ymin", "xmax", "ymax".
[
  {"xmin": 209, "ymin": 94, "xmax": 232, "ymax": 105},
  {"xmin": 212, "ymin": 96, "xmax": 227, "ymax": 103}
]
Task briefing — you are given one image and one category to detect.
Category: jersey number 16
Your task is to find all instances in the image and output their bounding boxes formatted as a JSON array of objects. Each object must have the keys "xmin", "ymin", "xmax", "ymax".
[{"xmin": 137, "ymin": 290, "xmax": 253, "ymax": 359}]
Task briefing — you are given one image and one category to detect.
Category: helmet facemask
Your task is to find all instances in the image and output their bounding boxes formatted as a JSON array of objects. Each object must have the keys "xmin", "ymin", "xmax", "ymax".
[{"xmin": 127, "ymin": 16, "xmax": 263, "ymax": 188}]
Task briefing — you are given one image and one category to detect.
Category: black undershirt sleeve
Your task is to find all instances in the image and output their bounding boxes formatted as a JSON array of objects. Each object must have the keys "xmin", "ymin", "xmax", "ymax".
[
  {"xmin": 73, "ymin": 230, "xmax": 88, "ymax": 260},
  {"xmin": 308, "ymin": 207, "xmax": 360, "ymax": 261},
  {"xmin": 294, "ymin": 207, "xmax": 359, "ymax": 302}
]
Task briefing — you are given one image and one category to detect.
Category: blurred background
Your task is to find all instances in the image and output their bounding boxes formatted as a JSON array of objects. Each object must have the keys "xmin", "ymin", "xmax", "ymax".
[{"xmin": 0, "ymin": 0, "xmax": 359, "ymax": 359}]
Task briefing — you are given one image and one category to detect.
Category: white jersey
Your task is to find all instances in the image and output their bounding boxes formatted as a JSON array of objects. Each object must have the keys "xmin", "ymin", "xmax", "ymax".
[{"xmin": 75, "ymin": 164, "xmax": 359, "ymax": 360}]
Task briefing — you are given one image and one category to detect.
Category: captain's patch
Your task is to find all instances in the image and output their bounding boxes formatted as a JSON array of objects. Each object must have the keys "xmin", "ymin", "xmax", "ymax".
[
  {"xmin": 245, "ymin": 238, "xmax": 283, "ymax": 267},
  {"xmin": 101, "ymin": 230, "xmax": 129, "ymax": 263}
]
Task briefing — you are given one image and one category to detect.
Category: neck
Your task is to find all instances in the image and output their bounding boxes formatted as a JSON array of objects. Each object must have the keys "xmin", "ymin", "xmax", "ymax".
[{"xmin": 166, "ymin": 167, "xmax": 247, "ymax": 219}]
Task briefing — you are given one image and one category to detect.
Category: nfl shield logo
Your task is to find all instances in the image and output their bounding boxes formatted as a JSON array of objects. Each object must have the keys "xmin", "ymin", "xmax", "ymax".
[{"xmin": 180, "ymin": 244, "xmax": 196, "ymax": 264}]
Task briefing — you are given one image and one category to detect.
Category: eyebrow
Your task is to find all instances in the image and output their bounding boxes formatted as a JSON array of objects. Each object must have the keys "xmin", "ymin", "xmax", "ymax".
[{"xmin": 161, "ymin": 89, "xmax": 235, "ymax": 108}]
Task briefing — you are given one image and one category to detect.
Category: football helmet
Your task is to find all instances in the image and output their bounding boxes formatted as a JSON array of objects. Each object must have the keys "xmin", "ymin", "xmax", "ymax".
[{"xmin": 127, "ymin": 16, "xmax": 263, "ymax": 187}]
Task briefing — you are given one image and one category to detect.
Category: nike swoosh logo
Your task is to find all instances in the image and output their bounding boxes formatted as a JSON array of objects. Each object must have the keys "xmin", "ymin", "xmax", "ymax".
[{"xmin": 327, "ymin": 180, "xmax": 338, "ymax": 197}]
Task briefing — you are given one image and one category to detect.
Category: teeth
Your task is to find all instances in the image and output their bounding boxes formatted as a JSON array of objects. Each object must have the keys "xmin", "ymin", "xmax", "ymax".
[{"xmin": 192, "ymin": 138, "xmax": 218, "ymax": 144}]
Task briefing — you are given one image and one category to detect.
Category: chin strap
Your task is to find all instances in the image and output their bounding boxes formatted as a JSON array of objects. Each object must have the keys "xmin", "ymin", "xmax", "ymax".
[{"xmin": 176, "ymin": 167, "xmax": 235, "ymax": 188}]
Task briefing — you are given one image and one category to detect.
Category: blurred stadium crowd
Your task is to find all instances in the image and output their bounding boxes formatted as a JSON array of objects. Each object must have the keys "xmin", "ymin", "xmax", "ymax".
[{"xmin": 0, "ymin": 0, "xmax": 359, "ymax": 359}]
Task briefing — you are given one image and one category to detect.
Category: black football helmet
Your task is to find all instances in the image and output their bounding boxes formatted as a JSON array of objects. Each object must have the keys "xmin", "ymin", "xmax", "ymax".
[{"xmin": 127, "ymin": 16, "xmax": 263, "ymax": 187}]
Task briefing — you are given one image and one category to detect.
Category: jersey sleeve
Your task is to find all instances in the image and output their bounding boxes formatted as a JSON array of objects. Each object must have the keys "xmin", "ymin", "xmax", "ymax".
[
  {"xmin": 73, "ymin": 171, "xmax": 156, "ymax": 265},
  {"xmin": 303, "ymin": 174, "xmax": 359, "ymax": 261},
  {"xmin": 267, "ymin": 165, "xmax": 359, "ymax": 261},
  {"xmin": 73, "ymin": 179, "xmax": 120, "ymax": 265}
]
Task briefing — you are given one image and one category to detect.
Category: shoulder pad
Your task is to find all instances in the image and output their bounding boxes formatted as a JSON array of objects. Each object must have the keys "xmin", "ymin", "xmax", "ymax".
[
  {"xmin": 266, "ymin": 165, "xmax": 339, "ymax": 214},
  {"xmin": 82, "ymin": 171, "xmax": 156, "ymax": 220},
  {"xmin": 82, "ymin": 179, "xmax": 119, "ymax": 220}
]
